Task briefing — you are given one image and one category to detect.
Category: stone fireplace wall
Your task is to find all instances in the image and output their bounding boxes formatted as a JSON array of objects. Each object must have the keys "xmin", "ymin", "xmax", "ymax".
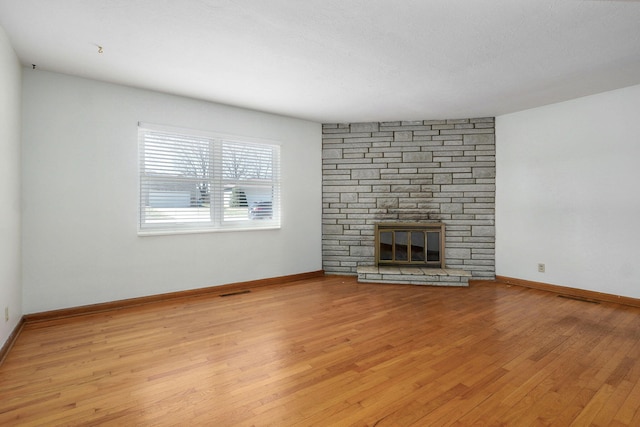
[{"xmin": 322, "ymin": 118, "xmax": 496, "ymax": 279}]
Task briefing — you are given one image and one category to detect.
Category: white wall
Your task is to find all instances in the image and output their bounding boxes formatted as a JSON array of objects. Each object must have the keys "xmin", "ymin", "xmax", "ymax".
[
  {"xmin": 0, "ymin": 26, "xmax": 22, "ymax": 345},
  {"xmin": 22, "ymin": 70, "xmax": 322, "ymax": 314},
  {"xmin": 496, "ymin": 84, "xmax": 640, "ymax": 298}
]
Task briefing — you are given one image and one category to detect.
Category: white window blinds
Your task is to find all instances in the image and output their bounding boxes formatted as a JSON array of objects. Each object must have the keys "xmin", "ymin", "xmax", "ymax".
[{"xmin": 138, "ymin": 124, "xmax": 280, "ymax": 234}]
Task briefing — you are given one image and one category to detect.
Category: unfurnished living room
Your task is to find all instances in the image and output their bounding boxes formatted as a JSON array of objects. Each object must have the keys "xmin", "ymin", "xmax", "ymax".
[{"xmin": 1, "ymin": 1, "xmax": 640, "ymax": 425}]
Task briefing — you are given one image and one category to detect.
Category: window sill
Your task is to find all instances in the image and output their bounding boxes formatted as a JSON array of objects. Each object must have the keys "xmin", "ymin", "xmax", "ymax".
[{"xmin": 138, "ymin": 225, "xmax": 281, "ymax": 237}]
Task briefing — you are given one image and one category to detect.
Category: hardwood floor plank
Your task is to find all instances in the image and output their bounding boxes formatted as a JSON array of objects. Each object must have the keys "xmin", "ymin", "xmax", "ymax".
[
  {"xmin": 2, "ymin": 276, "xmax": 640, "ymax": 426},
  {"xmin": 613, "ymin": 377, "xmax": 640, "ymax": 424}
]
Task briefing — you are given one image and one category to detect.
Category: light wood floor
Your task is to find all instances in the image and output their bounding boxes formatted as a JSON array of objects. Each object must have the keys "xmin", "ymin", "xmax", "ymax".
[{"xmin": 2, "ymin": 275, "xmax": 640, "ymax": 426}]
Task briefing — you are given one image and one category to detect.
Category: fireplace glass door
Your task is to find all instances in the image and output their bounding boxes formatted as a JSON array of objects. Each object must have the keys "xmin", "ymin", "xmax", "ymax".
[{"xmin": 375, "ymin": 223, "xmax": 444, "ymax": 268}]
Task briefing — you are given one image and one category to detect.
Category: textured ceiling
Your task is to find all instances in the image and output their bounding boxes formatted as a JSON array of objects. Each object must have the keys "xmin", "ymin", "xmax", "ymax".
[{"xmin": 1, "ymin": 0, "xmax": 639, "ymax": 123}]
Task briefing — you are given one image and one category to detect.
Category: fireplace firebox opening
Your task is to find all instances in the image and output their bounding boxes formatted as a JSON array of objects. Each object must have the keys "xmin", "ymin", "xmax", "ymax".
[{"xmin": 375, "ymin": 222, "xmax": 445, "ymax": 268}]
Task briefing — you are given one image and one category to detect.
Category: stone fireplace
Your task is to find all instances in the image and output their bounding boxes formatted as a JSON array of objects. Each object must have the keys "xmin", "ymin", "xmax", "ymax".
[{"xmin": 322, "ymin": 117, "xmax": 496, "ymax": 285}]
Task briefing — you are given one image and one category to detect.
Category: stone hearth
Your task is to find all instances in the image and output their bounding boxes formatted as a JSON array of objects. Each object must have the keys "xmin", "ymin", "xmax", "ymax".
[{"xmin": 357, "ymin": 265, "xmax": 471, "ymax": 286}]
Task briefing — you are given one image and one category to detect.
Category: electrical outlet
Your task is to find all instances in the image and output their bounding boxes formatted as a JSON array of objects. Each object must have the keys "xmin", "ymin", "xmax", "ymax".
[
  {"xmin": 4, "ymin": 307, "xmax": 8, "ymax": 322},
  {"xmin": 538, "ymin": 263, "xmax": 545, "ymax": 273}
]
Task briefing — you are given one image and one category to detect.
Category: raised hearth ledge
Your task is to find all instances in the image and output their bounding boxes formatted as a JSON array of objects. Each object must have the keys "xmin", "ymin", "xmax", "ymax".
[{"xmin": 357, "ymin": 266, "xmax": 471, "ymax": 287}]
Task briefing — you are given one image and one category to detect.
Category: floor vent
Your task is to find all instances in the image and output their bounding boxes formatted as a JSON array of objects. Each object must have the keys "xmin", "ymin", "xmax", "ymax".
[
  {"xmin": 557, "ymin": 294, "xmax": 600, "ymax": 304},
  {"xmin": 219, "ymin": 290, "xmax": 251, "ymax": 297}
]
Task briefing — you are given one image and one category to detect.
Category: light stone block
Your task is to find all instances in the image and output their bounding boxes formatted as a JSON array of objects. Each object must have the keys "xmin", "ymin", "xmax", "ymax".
[
  {"xmin": 322, "ymin": 148, "xmax": 342, "ymax": 159},
  {"xmin": 463, "ymin": 133, "xmax": 495, "ymax": 145},
  {"xmin": 322, "ymin": 224, "xmax": 344, "ymax": 234},
  {"xmin": 351, "ymin": 122, "xmax": 379, "ymax": 133},
  {"xmin": 472, "ymin": 168, "xmax": 496, "ymax": 178},
  {"xmin": 472, "ymin": 225, "xmax": 495, "ymax": 237},
  {"xmin": 377, "ymin": 198, "xmax": 399, "ymax": 209},
  {"xmin": 394, "ymin": 131, "xmax": 413, "ymax": 141},
  {"xmin": 446, "ymin": 248, "xmax": 471, "ymax": 260},
  {"xmin": 340, "ymin": 193, "xmax": 358, "ymax": 203},
  {"xmin": 402, "ymin": 152, "xmax": 433, "ymax": 163},
  {"xmin": 352, "ymin": 169, "xmax": 381, "ymax": 180},
  {"xmin": 441, "ymin": 203, "xmax": 463, "ymax": 214}
]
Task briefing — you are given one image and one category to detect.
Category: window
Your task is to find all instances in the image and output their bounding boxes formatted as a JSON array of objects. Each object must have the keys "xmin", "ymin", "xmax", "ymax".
[{"xmin": 138, "ymin": 123, "xmax": 280, "ymax": 234}]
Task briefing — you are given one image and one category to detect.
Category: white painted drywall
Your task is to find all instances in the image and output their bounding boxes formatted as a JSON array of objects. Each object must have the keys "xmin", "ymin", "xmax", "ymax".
[
  {"xmin": 496, "ymin": 84, "xmax": 640, "ymax": 298},
  {"xmin": 0, "ymin": 25, "xmax": 22, "ymax": 346},
  {"xmin": 21, "ymin": 70, "xmax": 322, "ymax": 314}
]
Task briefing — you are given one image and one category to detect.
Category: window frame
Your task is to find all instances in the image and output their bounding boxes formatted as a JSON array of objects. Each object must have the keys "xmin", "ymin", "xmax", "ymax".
[{"xmin": 138, "ymin": 122, "xmax": 281, "ymax": 236}]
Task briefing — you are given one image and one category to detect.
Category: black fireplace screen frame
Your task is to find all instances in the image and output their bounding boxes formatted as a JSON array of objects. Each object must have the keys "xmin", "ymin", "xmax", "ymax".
[{"xmin": 375, "ymin": 222, "xmax": 445, "ymax": 268}]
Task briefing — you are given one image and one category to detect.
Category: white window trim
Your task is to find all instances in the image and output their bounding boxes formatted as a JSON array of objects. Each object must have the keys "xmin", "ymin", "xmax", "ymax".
[{"xmin": 138, "ymin": 122, "xmax": 281, "ymax": 236}]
